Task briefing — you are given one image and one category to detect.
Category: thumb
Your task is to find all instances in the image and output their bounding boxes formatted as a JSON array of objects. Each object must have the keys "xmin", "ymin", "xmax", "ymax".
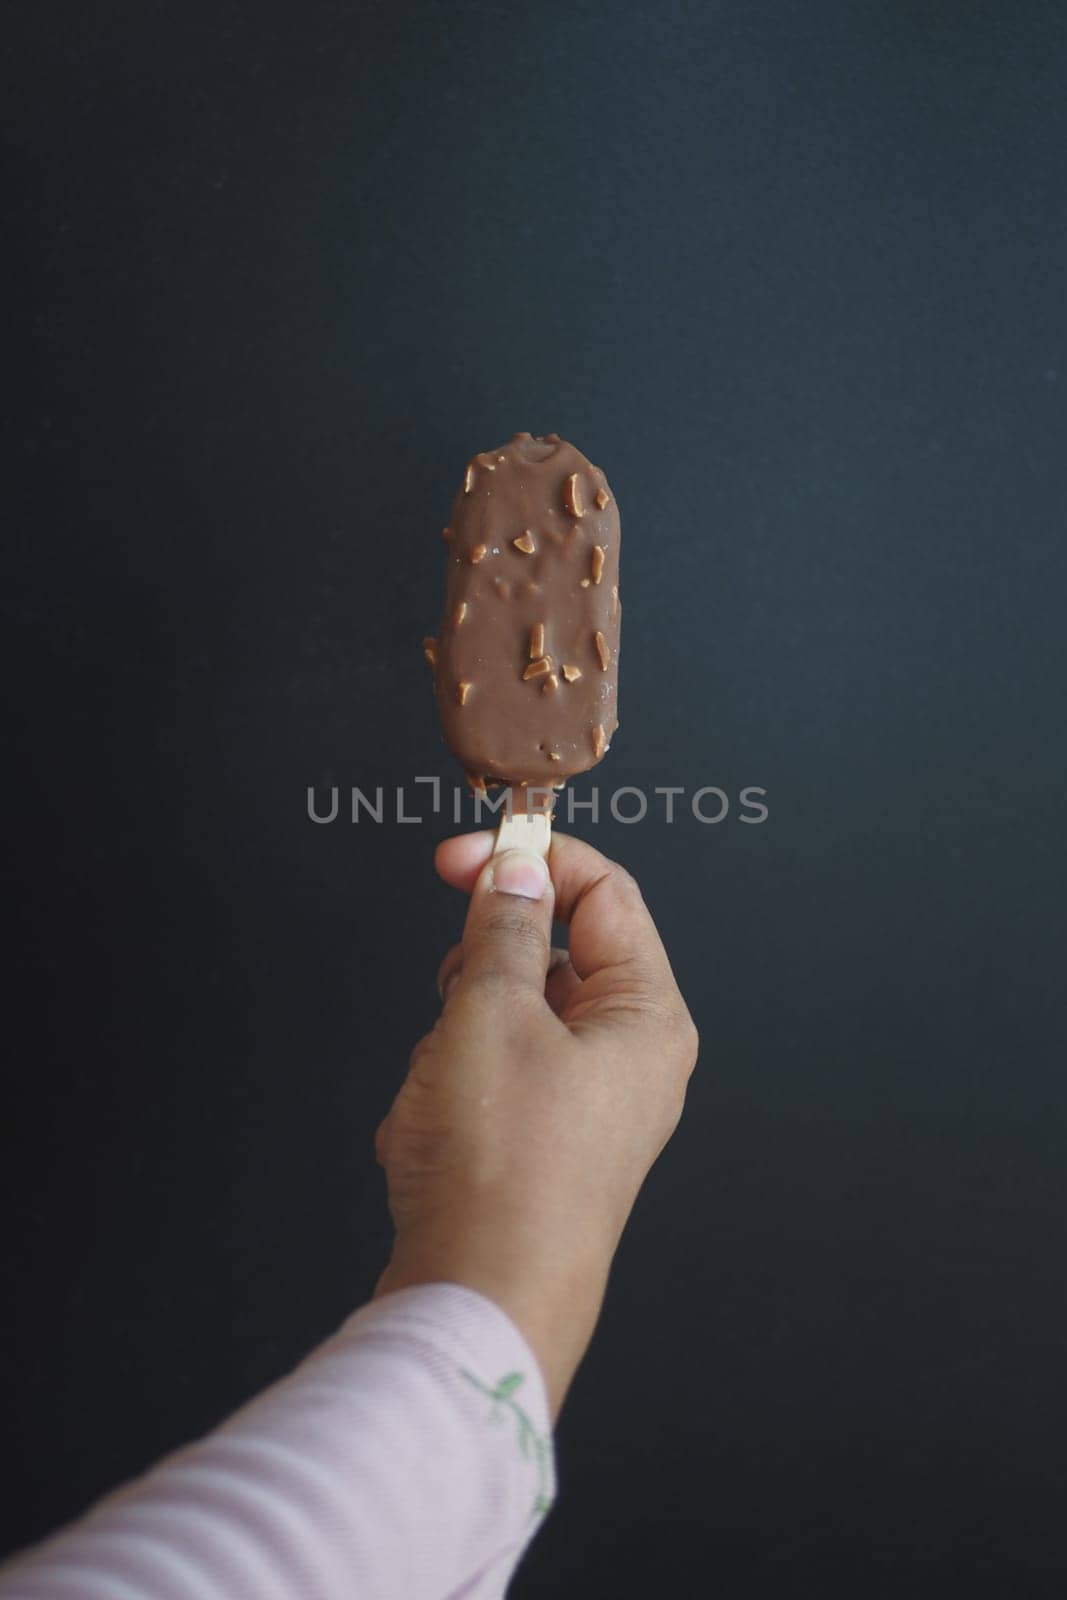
[{"xmin": 454, "ymin": 847, "xmax": 555, "ymax": 1001}]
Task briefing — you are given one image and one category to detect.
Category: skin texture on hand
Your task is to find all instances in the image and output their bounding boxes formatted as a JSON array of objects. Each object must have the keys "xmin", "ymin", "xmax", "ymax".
[{"xmin": 374, "ymin": 829, "xmax": 699, "ymax": 1419}]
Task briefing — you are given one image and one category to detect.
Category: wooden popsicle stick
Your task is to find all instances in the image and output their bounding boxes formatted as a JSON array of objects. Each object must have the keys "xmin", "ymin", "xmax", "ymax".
[{"xmin": 494, "ymin": 808, "xmax": 552, "ymax": 859}]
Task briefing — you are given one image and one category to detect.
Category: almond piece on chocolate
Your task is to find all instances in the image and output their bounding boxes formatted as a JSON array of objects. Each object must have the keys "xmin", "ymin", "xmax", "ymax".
[
  {"xmin": 454, "ymin": 602, "xmax": 468, "ymax": 627},
  {"xmin": 591, "ymin": 545, "xmax": 605, "ymax": 585},
  {"xmin": 594, "ymin": 630, "xmax": 610, "ymax": 671},
  {"xmin": 561, "ymin": 663, "xmax": 582, "ymax": 683},
  {"xmin": 529, "ymin": 622, "xmax": 545, "ymax": 659},
  {"xmin": 522, "ymin": 656, "xmax": 553, "ymax": 681},
  {"xmin": 592, "ymin": 724, "xmax": 607, "ymax": 759},
  {"xmin": 541, "ymin": 673, "xmax": 560, "ymax": 694},
  {"xmin": 513, "ymin": 531, "xmax": 536, "ymax": 555},
  {"xmin": 456, "ymin": 680, "xmax": 472, "ymax": 705},
  {"xmin": 470, "ymin": 543, "xmax": 487, "ymax": 564},
  {"xmin": 595, "ymin": 488, "xmax": 610, "ymax": 510},
  {"xmin": 564, "ymin": 473, "xmax": 584, "ymax": 518}
]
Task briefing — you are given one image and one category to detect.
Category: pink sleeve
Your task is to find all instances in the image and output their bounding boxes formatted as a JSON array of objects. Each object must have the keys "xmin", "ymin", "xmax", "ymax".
[{"xmin": 0, "ymin": 1284, "xmax": 556, "ymax": 1600}]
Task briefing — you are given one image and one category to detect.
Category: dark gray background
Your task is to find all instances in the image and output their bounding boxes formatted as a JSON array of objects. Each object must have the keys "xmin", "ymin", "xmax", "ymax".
[{"xmin": 4, "ymin": 1, "xmax": 1066, "ymax": 1593}]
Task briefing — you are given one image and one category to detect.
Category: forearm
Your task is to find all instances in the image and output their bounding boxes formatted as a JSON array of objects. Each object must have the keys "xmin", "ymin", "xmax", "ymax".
[{"xmin": 0, "ymin": 1286, "xmax": 555, "ymax": 1600}]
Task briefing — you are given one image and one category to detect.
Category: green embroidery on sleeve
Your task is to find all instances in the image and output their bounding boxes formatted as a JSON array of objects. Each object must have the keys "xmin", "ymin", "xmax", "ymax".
[{"xmin": 460, "ymin": 1368, "xmax": 553, "ymax": 1520}]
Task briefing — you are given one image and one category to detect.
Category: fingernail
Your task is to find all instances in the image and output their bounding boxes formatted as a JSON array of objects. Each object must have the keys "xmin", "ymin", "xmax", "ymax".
[{"xmin": 490, "ymin": 849, "xmax": 551, "ymax": 901}]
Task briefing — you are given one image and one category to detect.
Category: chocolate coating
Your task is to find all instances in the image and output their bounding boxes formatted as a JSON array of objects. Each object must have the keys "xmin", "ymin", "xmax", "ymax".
[{"xmin": 427, "ymin": 432, "xmax": 621, "ymax": 787}]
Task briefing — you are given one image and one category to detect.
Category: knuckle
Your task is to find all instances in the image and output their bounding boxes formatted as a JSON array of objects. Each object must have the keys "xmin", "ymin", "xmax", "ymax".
[
  {"xmin": 462, "ymin": 964, "xmax": 516, "ymax": 1002},
  {"xmin": 435, "ymin": 943, "xmax": 462, "ymax": 991},
  {"xmin": 627, "ymin": 953, "xmax": 671, "ymax": 993},
  {"xmin": 407, "ymin": 1035, "xmax": 432, "ymax": 1075},
  {"xmin": 668, "ymin": 1018, "xmax": 700, "ymax": 1091},
  {"xmin": 609, "ymin": 863, "xmax": 644, "ymax": 905},
  {"xmin": 679, "ymin": 1014, "xmax": 700, "ymax": 1074},
  {"xmin": 476, "ymin": 907, "xmax": 549, "ymax": 960},
  {"xmin": 662, "ymin": 1023, "xmax": 699, "ymax": 1140},
  {"xmin": 463, "ymin": 964, "xmax": 545, "ymax": 1014},
  {"xmin": 635, "ymin": 1000, "xmax": 699, "ymax": 1078}
]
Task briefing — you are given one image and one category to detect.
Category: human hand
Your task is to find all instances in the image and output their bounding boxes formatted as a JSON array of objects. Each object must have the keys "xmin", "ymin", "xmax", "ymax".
[{"xmin": 374, "ymin": 829, "xmax": 699, "ymax": 1417}]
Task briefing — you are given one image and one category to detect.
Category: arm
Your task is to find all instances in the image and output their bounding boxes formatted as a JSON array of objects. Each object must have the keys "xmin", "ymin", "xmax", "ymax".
[
  {"xmin": 0, "ymin": 1285, "xmax": 553, "ymax": 1600},
  {"xmin": 2, "ymin": 829, "xmax": 697, "ymax": 1599}
]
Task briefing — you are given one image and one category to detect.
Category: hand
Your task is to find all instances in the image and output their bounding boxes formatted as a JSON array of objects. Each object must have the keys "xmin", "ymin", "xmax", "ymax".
[{"xmin": 374, "ymin": 829, "xmax": 699, "ymax": 1417}]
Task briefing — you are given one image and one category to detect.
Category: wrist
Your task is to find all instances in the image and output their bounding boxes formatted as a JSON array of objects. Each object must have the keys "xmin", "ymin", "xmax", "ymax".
[{"xmin": 376, "ymin": 1214, "xmax": 611, "ymax": 1418}]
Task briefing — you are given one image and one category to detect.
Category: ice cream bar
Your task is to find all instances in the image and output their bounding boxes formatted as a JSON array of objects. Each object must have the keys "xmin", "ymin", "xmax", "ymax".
[{"xmin": 425, "ymin": 432, "xmax": 621, "ymax": 792}]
